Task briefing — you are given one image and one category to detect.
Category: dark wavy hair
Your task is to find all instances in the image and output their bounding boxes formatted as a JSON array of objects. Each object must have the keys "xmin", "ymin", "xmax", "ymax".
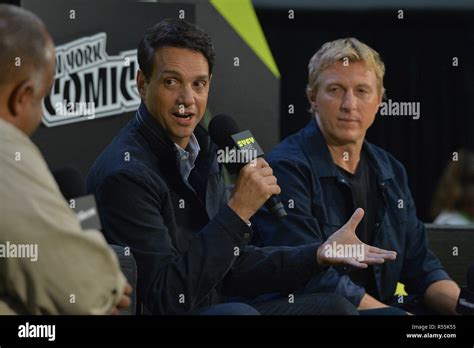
[{"xmin": 137, "ymin": 18, "xmax": 215, "ymax": 82}]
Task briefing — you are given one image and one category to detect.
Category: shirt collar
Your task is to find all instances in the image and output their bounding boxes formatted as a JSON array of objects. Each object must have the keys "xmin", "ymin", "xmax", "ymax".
[
  {"xmin": 175, "ymin": 133, "xmax": 200, "ymax": 161},
  {"xmin": 135, "ymin": 101, "xmax": 219, "ymax": 180},
  {"xmin": 302, "ymin": 117, "xmax": 395, "ymax": 182},
  {"xmin": 175, "ymin": 133, "xmax": 200, "ymax": 182}
]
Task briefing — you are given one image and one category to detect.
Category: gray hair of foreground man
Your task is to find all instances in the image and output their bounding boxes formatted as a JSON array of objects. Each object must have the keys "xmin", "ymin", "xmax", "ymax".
[
  {"xmin": 0, "ymin": 5, "xmax": 52, "ymax": 88},
  {"xmin": 0, "ymin": 5, "xmax": 55, "ymax": 136}
]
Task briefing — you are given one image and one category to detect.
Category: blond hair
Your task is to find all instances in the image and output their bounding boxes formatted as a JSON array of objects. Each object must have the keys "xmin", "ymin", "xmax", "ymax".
[{"xmin": 306, "ymin": 38, "xmax": 385, "ymax": 113}]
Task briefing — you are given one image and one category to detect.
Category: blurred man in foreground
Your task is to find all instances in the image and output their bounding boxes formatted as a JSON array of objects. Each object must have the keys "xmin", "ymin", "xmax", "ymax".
[{"xmin": 0, "ymin": 4, "xmax": 131, "ymax": 315}]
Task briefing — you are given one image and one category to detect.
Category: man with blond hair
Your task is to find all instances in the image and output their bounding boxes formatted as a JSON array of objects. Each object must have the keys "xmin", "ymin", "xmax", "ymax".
[{"xmin": 253, "ymin": 38, "xmax": 461, "ymax": 314}]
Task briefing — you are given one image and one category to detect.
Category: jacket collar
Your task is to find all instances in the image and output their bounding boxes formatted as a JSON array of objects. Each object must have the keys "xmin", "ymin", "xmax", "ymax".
[
  {"xmin": 134, "ymin": 102, "xmax": 215, "ymax": 171},
  {"xmin": 136, "ymin": 102, "xmax": 211, "ymax": 151},
  {"xmin": 302, "ymin": 117, "xmax": 394, "ymax": 182},
  {"xmin": 135, "ymin": 102, "xmax": 175, "ymax": 158}
]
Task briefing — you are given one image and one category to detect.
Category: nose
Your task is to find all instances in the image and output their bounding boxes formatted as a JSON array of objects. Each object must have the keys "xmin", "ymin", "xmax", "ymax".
[
  {"xmin": 177, "ymin": 84, "xmax": 195, "ymax": 108},
  {"xmin": 341, "ymin": 89, "xmax": 357, "ymax": 112}
]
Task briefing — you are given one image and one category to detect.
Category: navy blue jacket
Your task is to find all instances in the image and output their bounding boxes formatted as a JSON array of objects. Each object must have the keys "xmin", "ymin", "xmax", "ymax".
[
  {"xmin": 87, "ymin": 103, "xmax": 324, "ymax": 314},
  {"xmin": 252, "ymin": 118, "xmax": 450, "ymax": 305}
]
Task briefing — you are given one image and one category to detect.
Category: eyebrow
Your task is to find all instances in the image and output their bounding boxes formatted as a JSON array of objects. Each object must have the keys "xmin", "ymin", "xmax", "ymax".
[
  {"xmin": 326, "ymin": 82, "xmax": 344, "ymax": 88},
  {"xmin": 326, "ymin": 82, "xmax": 372, "ymax": 89},
  {"xmin": 356, "ymin": 84, "xmax": 373, "ymax": 89},
  {"xmin": 159, "ymin": 69, "xmax": 209, "ymax": 80}
]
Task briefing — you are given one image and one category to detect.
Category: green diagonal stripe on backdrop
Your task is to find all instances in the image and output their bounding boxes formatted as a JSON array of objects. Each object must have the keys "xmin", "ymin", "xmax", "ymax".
[{"xmin": 210, "ymin": 0, "xmax": 280, "ymax": 79}]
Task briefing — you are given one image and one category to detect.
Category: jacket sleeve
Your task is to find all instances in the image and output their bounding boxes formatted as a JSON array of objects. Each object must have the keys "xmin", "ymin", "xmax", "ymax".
[
  {"xmin": 251, "ymin": 157, "xmax": 366, "ymax": 306},
  {"xmin": 0, "ymin": 143, "xmax": 126, "ymax": 315},
  {"xmin": 399, "ymin": 167, "xmax": 451, "ymax": 295},
  {"xmin": 221, "ymin": 243, "xmax": 324, "ymax": 298},
  {"xmin": 96, "ymin": 171, "xmax": 328, "ymax": 314}
]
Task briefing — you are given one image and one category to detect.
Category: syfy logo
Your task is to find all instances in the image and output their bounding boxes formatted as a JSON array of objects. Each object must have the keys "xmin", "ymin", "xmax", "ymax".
[{"xmin": 42, "ymin": 33, "xmax": 140, "ymax": 127}]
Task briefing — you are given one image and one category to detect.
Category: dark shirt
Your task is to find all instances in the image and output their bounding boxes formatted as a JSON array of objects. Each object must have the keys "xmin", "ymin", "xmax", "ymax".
[
  {"xmin": 252, "ymin": 118, "xmax": 450, "ymax": 305},
  {"xmin": 336, "ymin": 150, "xmax": 377, "ymax": 296},
  {"xmin": 87, "ymin": 103, "xmax": 325, "ymax": 314}
]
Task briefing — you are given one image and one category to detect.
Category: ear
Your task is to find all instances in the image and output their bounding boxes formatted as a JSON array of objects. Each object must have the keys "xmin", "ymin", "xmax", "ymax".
[
  {"xmin": 137, "ymin": 70, "xmax": 147, "ymax": 100},
  {"xmin": 307, "ymin": 91, "xmax": 318, "ymax": 113},
  {"xmin": 8, "ymin": 79, "xmax": 34, "ymax": 118}
]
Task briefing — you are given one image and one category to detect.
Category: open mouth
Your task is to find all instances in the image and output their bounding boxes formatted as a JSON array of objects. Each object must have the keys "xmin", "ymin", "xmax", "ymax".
[{"xmin": 172, "ymin": 112, "xmax": 194, "ymax": 120}]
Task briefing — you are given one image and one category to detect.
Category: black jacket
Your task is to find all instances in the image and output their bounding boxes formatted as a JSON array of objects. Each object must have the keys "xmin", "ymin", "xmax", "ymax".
[{"xmin": 87, "ymin": 103, "xmax": 324, "ymax": 314}]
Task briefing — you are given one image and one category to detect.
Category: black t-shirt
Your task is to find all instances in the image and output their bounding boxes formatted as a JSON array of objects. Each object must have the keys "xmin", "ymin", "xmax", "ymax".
[{"xmin": 336, "ymin": 150, "xmax": 378, "ymax": 296}]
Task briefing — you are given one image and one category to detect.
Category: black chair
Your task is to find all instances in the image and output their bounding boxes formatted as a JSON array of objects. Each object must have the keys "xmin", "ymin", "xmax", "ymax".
[
  {"xmin": 425, "ymin": 224, "xmax": 474, "ymax": 287},
  {"xmin": 109, "ymin": 244, "xmax": 138, "ymax": 315}
]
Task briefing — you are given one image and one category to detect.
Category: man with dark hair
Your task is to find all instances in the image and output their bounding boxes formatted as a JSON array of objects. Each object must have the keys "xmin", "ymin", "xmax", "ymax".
[
  {"xmin": 138, "ymin": 18, "xmax": 216, "ymax": 82},
  {"xmin": 0, "ymin": 4, "xmax": 131, "ymax": 314},
  {"xmin": 88, "ymin": 19, "xmax": 396, "ymax": 315}
]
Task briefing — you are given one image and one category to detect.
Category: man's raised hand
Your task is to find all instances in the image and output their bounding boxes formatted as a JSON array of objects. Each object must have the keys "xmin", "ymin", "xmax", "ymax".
[{"xmin": 316, "ymin": 208, "xmax": 397, "ymax": 268}]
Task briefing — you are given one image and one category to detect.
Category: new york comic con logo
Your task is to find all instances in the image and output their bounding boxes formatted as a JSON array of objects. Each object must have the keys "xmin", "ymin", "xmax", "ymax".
[{"xmin": 42, "ymin": 33, "xmax": 140, "ymax": 127}]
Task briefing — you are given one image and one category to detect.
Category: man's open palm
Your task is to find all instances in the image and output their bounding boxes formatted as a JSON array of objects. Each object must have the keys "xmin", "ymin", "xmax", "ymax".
[{"xmin": 317, "ymin": 208, "xmax": 397, "ymax": 268}]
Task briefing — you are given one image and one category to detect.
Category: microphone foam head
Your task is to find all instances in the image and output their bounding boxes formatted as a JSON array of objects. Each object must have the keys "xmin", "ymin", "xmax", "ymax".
[{"xmin": 208, "ymin": 114, "xmax": 240, "ymax": 150}]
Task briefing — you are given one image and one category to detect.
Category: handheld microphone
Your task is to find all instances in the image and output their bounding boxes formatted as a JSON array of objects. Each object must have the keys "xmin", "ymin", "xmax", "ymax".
[
  {"xmin": 456, "ymin": 262, "xmax": 474, "ymax": 315},
  {"xmin": 52, "ymin": 167, "xmax": 102, "ymax": 230},
  {"xmin": 208, "ymin": 114, "xmax": 287, "ymax": 219}
]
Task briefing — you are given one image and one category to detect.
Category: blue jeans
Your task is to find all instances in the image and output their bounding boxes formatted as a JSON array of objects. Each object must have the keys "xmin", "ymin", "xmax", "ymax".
[
  {"xmin": 359, "ymin": 307, "xmax": 408, "ymax": 315},
  {"xmin": 190, "ymin": 303, "xmax": 260, "ymax": 315},
  {"xmin": 252, "ymin": 293, "xmax": 359, "ymax": 315},
  {"xmin": 191, "ymin": 293, "xmax": 359, "ymax": 315}
]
